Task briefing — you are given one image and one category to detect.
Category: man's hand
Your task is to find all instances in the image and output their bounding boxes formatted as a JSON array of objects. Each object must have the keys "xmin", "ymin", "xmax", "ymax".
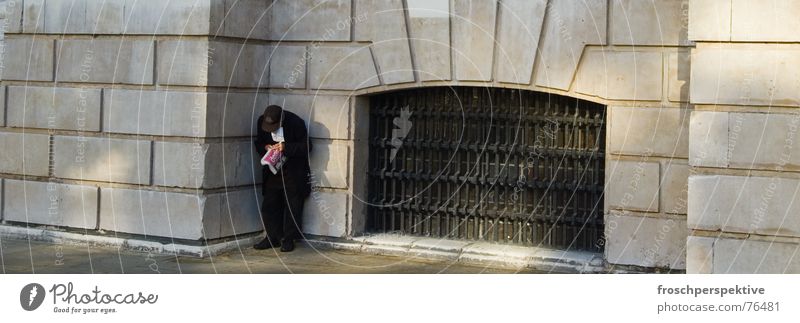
[{"xmin": 266, "ymin": 143, "xmax": 284, "ymax": 152}]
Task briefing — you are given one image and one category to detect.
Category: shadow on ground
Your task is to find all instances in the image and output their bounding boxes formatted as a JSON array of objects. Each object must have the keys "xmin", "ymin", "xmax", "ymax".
[{"xmin": 0, "ymin": 238, "xmax": 545, "ymax": 274}]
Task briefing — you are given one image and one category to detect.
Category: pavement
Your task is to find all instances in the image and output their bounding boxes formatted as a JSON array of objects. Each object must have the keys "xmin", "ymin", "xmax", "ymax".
[{"xmin": 0, "ymin": 237, "xmax": 545, "ymax": 274}]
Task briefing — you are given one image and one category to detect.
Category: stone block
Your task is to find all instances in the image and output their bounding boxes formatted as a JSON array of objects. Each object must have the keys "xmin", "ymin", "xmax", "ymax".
[
  {"xmin": 307, "ymin": 46, "xmax": 379, "ymax": 90},
  {"xmin": 728, "ymin": 112, "xmax": 800, "ymax": 171},
  {"xmin": 309, "ymin": 139, "xmax": 349, "ymax": 189},
  {"xmin": 605, "ymin": 212, "xmax": 687, "ymax": 269},
  {"xmin": 689, "ymin": 175, "xmax": 800, "ymax": 238},
  {"xmin": 731, "ymin": 0, "xmax": 800, "ymax": 42},
  {"xmin": 575, "ymin": 50, "xmax": 663, "ymax": 101},
  {"xmin": 407, "ymin": 0, "xmax": 451, "ymax": 81},
  {"xmin": 205, "ymin": 91, "xmax": 269, "ymax": 137},
  {"xmin": 99, "ymin": 187, "xmax": 219, "ymax": 240},
  {"xmin": 269, "ymin": 93, "xmax": 350, "ymax": 140},
  {"xmin": 1, "ymin": 37, "xmax": 54, "ymax": 82},
  {"xmin": 7, "ymin": 86, "xmax": 101, "ymax": 131},
  {"xmin": 689, "ymin": 111, "xmax": 728, "ymax": 167},
  {"xmin": 0, "ymin": 131, "xmax": 50, "ymax": 176},
  {"xmin": 123, "ymin": 0, "xmax": 212, "ymax": 35},
  {"xmin": 303, "ymin": 190, "xmax": 347, "ymax": 237},
  {"xmin": 156, "ymin": 39, "xmax": 211, "ymax": 86},
  {"xmin": 269, "ymin": 45, "xmax": 306, "ymax": 89},
  {"xmin": 216, "ymin": 188, "xmax": 262, "ymax": 237},
  {"xmin": 606, "ymin": 159, "xmax": 660, "ymax": 213},
  {"xmin": 689, "ymin": 0, "xmax": 731, "ymax": 41},
  {"xmin": 202, "ymin": 140, "xmax": 260, "ymax": 188},
  {"xmin": 686, "ymin": 236, "xmax": 715, "ymax": 274},
  {"xmin": 21, "ymin": 0, "xmax": 44, "ymax": 33},
  {"xmin": 0, "ymin": 86, "xmax": 6, "ymax": 126},
  {"xmin": 43, "ymin": 0, "xmax": 125, "ymax": 34},
  {"xmin": 152, "ymin": 141, "xmax": 209, "ymax": 189},
  {"xmin": 668, "ymin": 50, "xmax": 691, "ymax": 102},
  {"xmin": 713, "ymin": 238, "xmax": 800, "ymax": 274},
  {"xmin": 661, "ymin": 161, "xmax": 689, "ymax": 215},
  {"xmin": 611, "ymin": 0, "xmax": 690, "ymax": 46},
  {"xmin": 533, "ymin": 0, "xmax": 607, "ymax": 90},
  {"xmin": 452, "ymin": 0, "xmax": 496, "ymax": 81},
  {"xmin": 691, "ymin": 43, "xmax": 800, "ymax": 107},
  {"xmin": 3, "ymin": 179, "xmax": 98, "ymax": 229},
  {"xmin": 608, "ymin": 107, "xmax": 689, "ymax": 158},
  {"xmin": 269, "ymin": 0, "xmax": 351, "ymax": 41},
  {"xmin": 56, "ymin": 39, "xmax": 154, "ymax": 85},
  {"xmin": 355, "ymin": 0, "xmax": 414, "ymax": 85},
  {"xmin": 494, "ymin": 0, "xmax": 546, "ymax": 84},
  {"xmin": 2, "ymin": 0, "xmax": 23, "ymax": 33},
  {"xmin": 214, "ymin": 0, "xmax": 270, "ymax": 40},
  {"xmin": 103, "ymin": 89, "xmax": 207, "ymax": 137},
  {"xmin": 53, "ymin": 136, "xmax": 151, "ymax": 185}
]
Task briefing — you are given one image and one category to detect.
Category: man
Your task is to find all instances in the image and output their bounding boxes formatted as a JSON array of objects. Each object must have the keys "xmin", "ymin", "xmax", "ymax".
[{"xmin": 253, "ymin": 105, "xmax": 312, "ymax": 252}]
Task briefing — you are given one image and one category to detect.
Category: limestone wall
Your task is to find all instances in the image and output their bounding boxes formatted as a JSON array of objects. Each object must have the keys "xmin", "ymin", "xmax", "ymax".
[
  {"xmin": 686, "ymin": 0, "xmax": 800, "ymax": 273},
  {"xmin": 0, "ymin": 0, "xmax": 272, "ymax": 242}
]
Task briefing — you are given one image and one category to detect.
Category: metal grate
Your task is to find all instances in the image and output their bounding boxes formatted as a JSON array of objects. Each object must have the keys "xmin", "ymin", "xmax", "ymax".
[{"xmin": 367, "ymin": 87, "xmax": 605, "ymax": 251}]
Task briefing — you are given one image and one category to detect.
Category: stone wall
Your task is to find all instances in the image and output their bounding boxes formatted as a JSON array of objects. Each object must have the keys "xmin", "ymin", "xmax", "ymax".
[
  {"xmin": 686, "ymin": 0, "xmax": 800, "ymax": 273},
  {"xmin": 0, "ymin": 0, "xmax": 271, "ymax": 242}
]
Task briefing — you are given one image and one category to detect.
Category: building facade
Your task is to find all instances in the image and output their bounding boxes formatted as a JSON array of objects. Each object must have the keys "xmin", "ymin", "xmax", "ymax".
[{"xmin": 0, "ymin": 0, "xmax": 797, "ymax": 273}]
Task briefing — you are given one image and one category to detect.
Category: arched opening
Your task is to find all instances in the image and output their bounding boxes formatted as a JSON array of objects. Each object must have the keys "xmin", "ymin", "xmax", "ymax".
[{"xmin": 365, "ymin": 87, "xmax": 605, "ymax": 251}]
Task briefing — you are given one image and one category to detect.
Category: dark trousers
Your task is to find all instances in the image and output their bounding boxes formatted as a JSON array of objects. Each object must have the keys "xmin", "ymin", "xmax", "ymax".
[{"xmin": 261, "ymin": 188, "xmax": 306, "ymax": 242}]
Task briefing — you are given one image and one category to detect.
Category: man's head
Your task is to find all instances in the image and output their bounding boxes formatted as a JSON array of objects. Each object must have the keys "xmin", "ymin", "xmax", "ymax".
[{"xmin": 261, "ymin": 105, "xmax": 283, "ymax": 132}]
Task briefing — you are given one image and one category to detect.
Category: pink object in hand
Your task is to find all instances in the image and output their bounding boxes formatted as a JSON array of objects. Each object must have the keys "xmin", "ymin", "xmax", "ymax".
[{"xmin": 261, "ymin": 149, "xmax": 287, "ymax": 174}]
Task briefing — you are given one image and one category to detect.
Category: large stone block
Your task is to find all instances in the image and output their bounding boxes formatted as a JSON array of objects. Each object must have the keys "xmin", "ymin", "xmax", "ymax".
[
  {"xmin": 269, "ymin": 45, "xmax": 306, "ymax": 89},
  {"xmin": 42, "ymin": 0, "xmax": 125, "ymax": 34},
  {"xmin": 575, "ymin": 50, "xmax": 663, "ymax": 101},
  {"xmin": 307, "ymin": 46, "xmax": 379, "ymax": 90},
  {"xmin": 731, "ymin": 0, "xmax": 800, "ymax": 42},
  {"xmin": 533, "ymin": 0, "xmax": 607, "ymax": 90},
  {"xmin": 213, "ymin": 0, "xmax": 270, "ymax": 40},
  {"xmin": 3, "ymin": 179, "xmax": 98, "ymax": 229},
  {"xmin": 2, "ymin": 0, "xmax": 23, "ymax": 33},
  {"xmin": 269, "ymin": 93, "xmax": 350, "ymax": 140},
  {"xmin": 605, "ymin": 212, "xmax": 687, "ymax": 269},
  {"xmin": 606, "ymin": 159, "xmax": 660, "ymax": 213},
  {"xmin": 407, "ymin": 0, "xmax": 451, "ymax": 81},
  {"xmin": 158, "ymin": 40, "xmax": 270, "ymax": 88},
  {"xmin": 0, "ymin": 131, "xmax": 50, "ymax": 176},
  {"xmin": 99, "ymin": 187, "xmax": 219, "ymax": 240},
  {"xmin": 452, "ymin": 0, "xmax": 496, "ymax": 81},
  {"xmin": 270, "ymin": 0, "xmax": 351, "ymax": 41},
  {"xmin": 611, "ymin": 0, "xmax": 690, "ymax": 46},
  {"xmin": 123, "ymin": 0, "xmax": 212, "ymax": 35},
  {"xmin": 691, "ymin": 43, "xmax": 800, "ymax": 107},
  {"xmin": 495, "ymin": 0, "xmax": 546, "ymax": 84},
  {"xmin": 21, "ymin": 0, "xmax": 44, "ymax": 33},
  {"xmin": 686, "ymin": 235, "xmax": 715, "ymax": 274},
  {"xmin": 103, "ymin": 89, "xmax": 207, "ymax": 137},
  {"xmin": 688, "ymin": 0, "xmax": 731, "ymax": 41},
  {"xmin": 205, "ymin": 91, "xmax": 270, "ymax": 137},
  {"xmin": 668, "ymin": 50, "xmax": 691, "ymax": 103},
  {"xmin": 689, "ymin": 111, "xmax": 728, "ymax": 168},
  {"xmin": 303, "ymin": 190, "xmax": 347, "ymax": 237},
  {"xmin": 53, "ymin": 136, "xmax": 151, "ymax": 184},
  {"xmin": 153, "ymin": 140, "xmax": 259, "ymax": 189},
  {"xmin": 56, "ymin": 39, "xmax": 154, "ymax": 85},
  {"xmin": 608, "ymin": 107, "xmax": 689, "ymax": 158},
  {"xmin": 689, "ymin": 175, "xmax": 800, "ymax": 238},
  {"xmin": 355, "ymin": 0, "xmax": 414, "ymax": 85},
  {"xmin": 661, "ymin": 161, "xmax": 689, "ymax": 215},
  {"xmin": 215, "ymin": 188, "xmax": 262, "ymax": 237},
  {"xmin": 202, "ymin": 140, "xmax": 260, "ymax": 188},
  {"xmin": 7, "ymin": 86, "xmax": 101, "ymax": 131},
  {"xmin": 309, "ymin": 139, "xmax": 349, "ymax": 189},
  {"xmin": 728, "ymin": 112, "xmax": 800, "ymax": 171},
  {"xmin": 1, "ymin": 37, "xmax": 54, "ymax": 82},
  {"xmin": 713, "ymin": 238, "xmax": 800, "ymax": 273}
]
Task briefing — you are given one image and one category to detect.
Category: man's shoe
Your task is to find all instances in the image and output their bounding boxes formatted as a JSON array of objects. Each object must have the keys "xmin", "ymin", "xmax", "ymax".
[
  {"xmin": 280, "ymin": 239, "xmax": 295, "ymax": 252},
  {"xmin": 253, "ymin": 238, "xmax": 280, "ymax": 250}
]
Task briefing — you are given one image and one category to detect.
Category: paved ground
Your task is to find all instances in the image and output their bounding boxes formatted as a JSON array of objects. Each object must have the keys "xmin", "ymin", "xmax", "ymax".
[{"xmin": 0, "ymin": 238, "xmax": 544, "ymax": 274}]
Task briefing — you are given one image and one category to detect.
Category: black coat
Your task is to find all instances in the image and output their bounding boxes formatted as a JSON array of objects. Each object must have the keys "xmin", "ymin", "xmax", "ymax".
[{"xmin": 254, "ymin": 111, "xmax": 312, "ymax": 195}]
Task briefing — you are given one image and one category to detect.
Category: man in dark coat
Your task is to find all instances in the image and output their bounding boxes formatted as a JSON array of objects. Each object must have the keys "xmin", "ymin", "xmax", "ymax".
[{"xmin": 253, "ymin": 105, "xmax": 312, "ymax": 252}]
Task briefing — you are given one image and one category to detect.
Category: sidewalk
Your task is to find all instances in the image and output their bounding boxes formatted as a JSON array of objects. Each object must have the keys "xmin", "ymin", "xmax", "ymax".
[{"xmin": 0, "ymin": 237, "xmax": 545, "ymax": 274}]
